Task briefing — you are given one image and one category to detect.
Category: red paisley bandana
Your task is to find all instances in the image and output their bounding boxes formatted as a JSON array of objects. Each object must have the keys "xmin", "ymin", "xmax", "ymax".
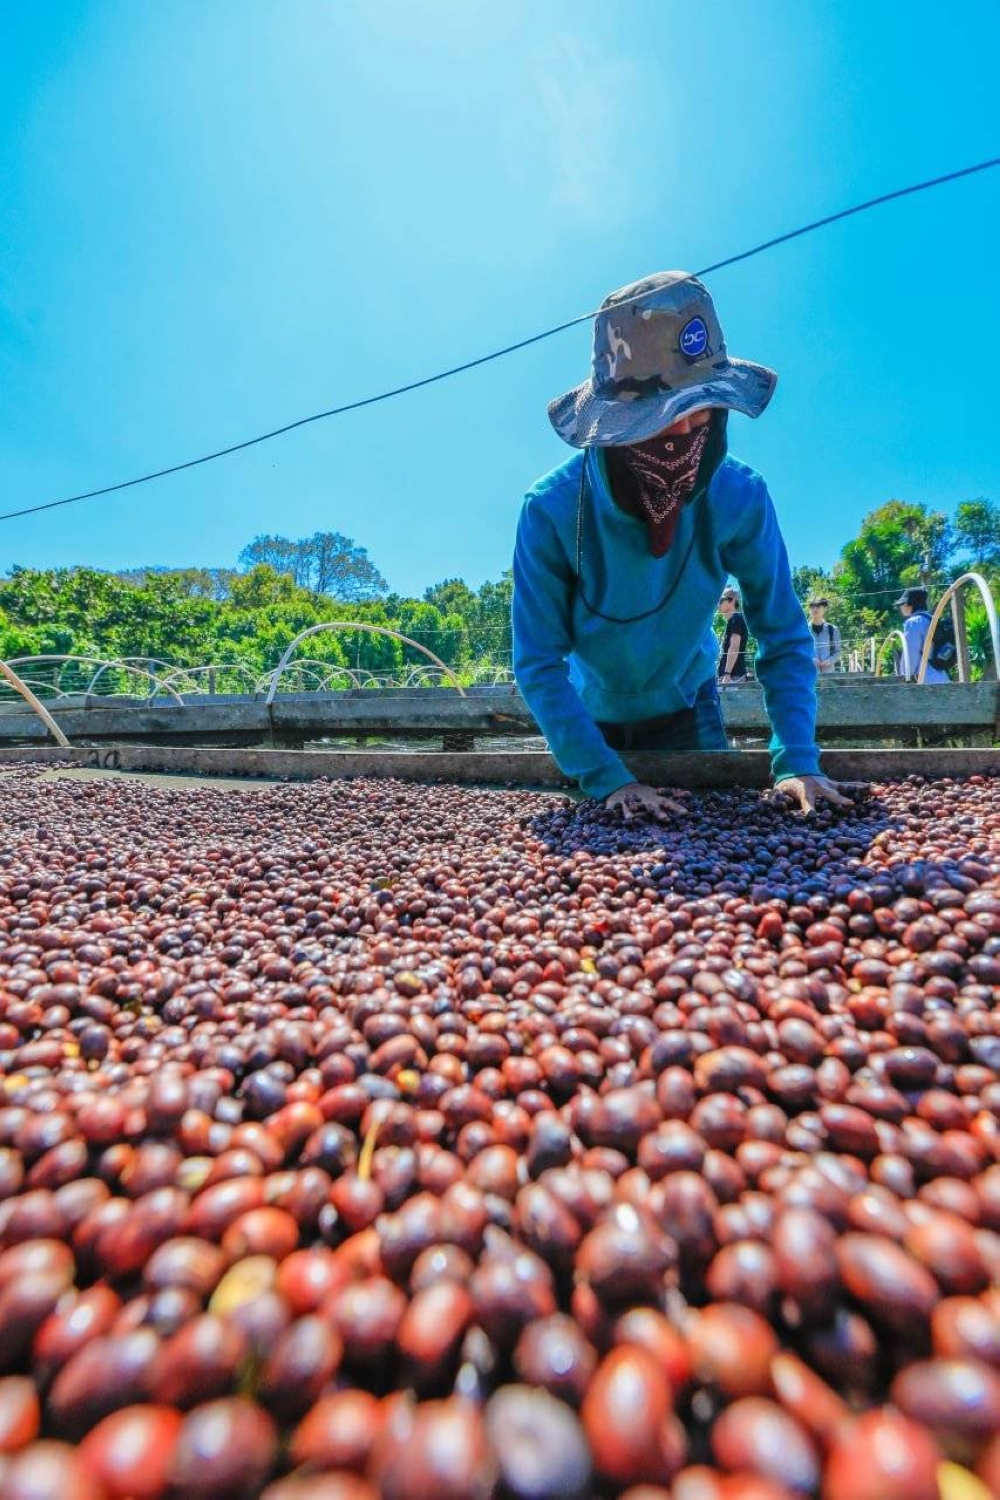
[{"xmin": 609, "ymin": 423, "xmax": 711, "ymax": 556}]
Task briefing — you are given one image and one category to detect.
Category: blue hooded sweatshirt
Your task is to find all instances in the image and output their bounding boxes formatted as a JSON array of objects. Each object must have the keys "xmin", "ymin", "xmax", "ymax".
[{"xmin": 512, "ymin": 443, "xmax": 821, "ymax": 800}]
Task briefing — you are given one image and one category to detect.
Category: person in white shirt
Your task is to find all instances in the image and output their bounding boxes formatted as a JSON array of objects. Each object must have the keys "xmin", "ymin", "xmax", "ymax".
[{"xmin": 808, "ymin": 597, "xmax": 841, "ymax": 674}]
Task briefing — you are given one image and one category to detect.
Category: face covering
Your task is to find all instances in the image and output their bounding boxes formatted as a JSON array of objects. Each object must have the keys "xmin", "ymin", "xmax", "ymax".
[{"xmin": 609, "ymin": 422, "xmax": 711, "ymax": 556}]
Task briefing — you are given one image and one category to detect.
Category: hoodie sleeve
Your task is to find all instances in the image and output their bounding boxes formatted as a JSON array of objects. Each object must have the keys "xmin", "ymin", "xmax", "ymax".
[
  {"xmin": 512, "ymin": 495, "xmax": 636, "ymax": 800},
  {"xmin": 720, "ymin": 478, "xmax": 821, "ymax": 781}
]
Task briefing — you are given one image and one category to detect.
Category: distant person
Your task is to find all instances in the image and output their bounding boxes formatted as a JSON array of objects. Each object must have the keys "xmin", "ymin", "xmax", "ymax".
[
  {"xmin": 717, "ymin": 588, "xmax": 749, "ymax": 682},
  {"xmin": 895, "ymin": 587, "xmax": 949, "ymax": 682},
  {"xmin": 512, "ymin": 269, "xmax": 851, "ymax": 817},
  {"xmin": 808, "ymin": 597, "xmax": 842, "ymax": 674}
]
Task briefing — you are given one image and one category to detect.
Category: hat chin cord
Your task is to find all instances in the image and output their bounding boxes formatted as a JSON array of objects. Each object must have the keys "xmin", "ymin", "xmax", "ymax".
[{"xmin": 573, "ymin": 462, "xmax": 701, "ymax": 625}]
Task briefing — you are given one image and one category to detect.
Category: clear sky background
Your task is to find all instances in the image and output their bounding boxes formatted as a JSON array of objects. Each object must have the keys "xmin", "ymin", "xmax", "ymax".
[{"xmin": 1, "ymin": 0, "xmax": 997, "ymax": 597}]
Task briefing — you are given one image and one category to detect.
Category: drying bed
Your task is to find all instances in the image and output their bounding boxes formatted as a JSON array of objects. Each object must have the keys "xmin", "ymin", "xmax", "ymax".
[{"xmin": 0, "ymin": 764, "xmax": 997, "ymax": 1498}]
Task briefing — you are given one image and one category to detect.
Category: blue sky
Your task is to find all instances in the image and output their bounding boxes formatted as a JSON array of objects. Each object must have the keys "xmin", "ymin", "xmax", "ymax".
[{"xmin": 1, "ymin": 0, "xmax": 996, "ymax": 597}]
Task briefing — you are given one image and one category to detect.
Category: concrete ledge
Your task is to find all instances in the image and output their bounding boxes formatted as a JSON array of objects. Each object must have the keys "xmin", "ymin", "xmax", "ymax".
[
  {"xmin": 0, "ymin": 681, "xmax": 995, "ymax": 744},
  {"xmin": 1, "ymin": 744, "xmax": 996, "ymax": 789}
]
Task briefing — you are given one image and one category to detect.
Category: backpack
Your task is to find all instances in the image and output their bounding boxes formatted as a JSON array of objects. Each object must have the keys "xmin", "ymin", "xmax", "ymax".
[{"xmin": 915, "ymin": 610, "xmax": 956, "ymax": 672}]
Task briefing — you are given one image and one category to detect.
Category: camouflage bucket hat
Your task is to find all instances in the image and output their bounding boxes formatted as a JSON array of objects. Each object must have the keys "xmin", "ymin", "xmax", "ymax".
[{"xmin": 549, "ymin": 271, "xmax": 777, "ymax": 448}]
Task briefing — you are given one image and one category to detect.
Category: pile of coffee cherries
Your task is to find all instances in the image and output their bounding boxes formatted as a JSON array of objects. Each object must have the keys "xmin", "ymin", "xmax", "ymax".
[{"xmin": 0, "ymin": 763, "xmax": 997, "ymax": 1499}]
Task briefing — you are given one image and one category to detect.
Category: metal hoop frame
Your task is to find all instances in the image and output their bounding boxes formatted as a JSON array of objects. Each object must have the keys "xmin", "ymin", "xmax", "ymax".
[
  {"xmin": 153, "ymin": 663, "xmax": 262, "ymax": 697},
  {"xmin": 256, "ymin": 658, "xmax": 369, "ymax": 695},
  {"xmin": 0, "ymin": 661, "xmax": 71, "ymax": 746},
  {"xmin": 874, "ymin": 630, "xmax": 909, "ymax": 677},
  {"xmin": 85, "ymin": 657, "xmax": 177, "ymax": 696},
  {"xmin": 916, "ymin": 572, "xmax": 1000, "ymax": 683},
  {"xmin": 265, "ymin": 623, "xmax": 466, "ymax": 706},
  {"xmin": 3, "ymin": 655, "xmax": 185, "ymax": 705}
]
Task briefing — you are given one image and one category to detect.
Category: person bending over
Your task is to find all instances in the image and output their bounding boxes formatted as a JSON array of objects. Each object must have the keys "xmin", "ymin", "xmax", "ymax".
[{"xmin": 512, "ymin": 270, "xmax": 850, "ymax": 819}]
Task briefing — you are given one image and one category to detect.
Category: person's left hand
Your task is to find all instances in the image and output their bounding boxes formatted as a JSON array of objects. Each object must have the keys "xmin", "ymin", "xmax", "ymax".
[{"xmin": 772, "ymin": 774, "xmax": 855, "ymax": 814}]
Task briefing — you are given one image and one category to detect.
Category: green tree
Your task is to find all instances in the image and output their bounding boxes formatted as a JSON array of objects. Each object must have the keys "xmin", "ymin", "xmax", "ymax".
[
  {"xmin": 301, "ymin": 531, "xmax": 388, "ymax": 600},
  {"xmin": 228, "ymin": 564, "xmax": 309, "ymax": 611},
  {"xmin": 827, "ymin": 501, "xmax": 955, "ymax": 663},
  {"xmin": 237, "ymin": 532, "xmax": 389, "ymax": 600},
  {"xmin": 390, "ymin": 601, "xmax": 469, "ymax": 674},
  {"xmin": 0, "ymin": 608, "xmax": 45, "ymax": 661},
  {"xmin": 834, "ymin": 500, "xmax": 953, "ymax": 603},
  {"xmin": 424, "ymin": 577, "xmax": 478, "ymax": 618},
  {"xmin": 116, "ymin": 567, "xmax": 237, "ymax": 601},
  {"xmin": 473, "ymin": 570, "xmax": 514, "ymax": 663},
  {"xmin": 953, "ymin": 499, "xmax": 1000, "ymax": 572},
  {"xmin": 395, "ymin": 601, "xmax": 446, "ymax": 664},
  {"xmin": 791, "ymin": 565, "xmax": 836, "ymax": 606},
  {"xmin": 237, "ymin": 535, "xmax": 305, "ymax": 582}
]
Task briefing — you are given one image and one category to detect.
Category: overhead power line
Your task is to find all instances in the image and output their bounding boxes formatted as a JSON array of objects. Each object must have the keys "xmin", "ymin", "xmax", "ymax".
[{"xmin": 3, "ymin": 155, "xmax": 997, "ymax": 526}]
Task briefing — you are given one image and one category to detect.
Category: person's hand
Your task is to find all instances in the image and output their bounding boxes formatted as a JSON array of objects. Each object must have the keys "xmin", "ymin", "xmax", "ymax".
[
  {"xmin": 772, "ymin": 775, "xmax": 855, "ymax": 814},
  {"xmin": 719, "ymin": 674, "xmax": 732, "ymax": 684},
  {"xmin": 605, "ymin": 783, "xmax": 686, "ymax": 822}
]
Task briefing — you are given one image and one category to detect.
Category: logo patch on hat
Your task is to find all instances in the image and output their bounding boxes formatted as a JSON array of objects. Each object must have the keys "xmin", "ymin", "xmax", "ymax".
[{"xmin": 679, "ymin": 317, "xmax": 708, "ymax": 359}]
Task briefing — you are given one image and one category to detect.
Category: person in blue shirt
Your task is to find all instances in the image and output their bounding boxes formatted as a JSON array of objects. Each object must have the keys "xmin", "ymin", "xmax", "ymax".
[
  {"xmin": 894, "ymin": 587, "xmax": 949, "ymax": 682},
  {"xmin": 512, "ymin": 270, "xmax": 850, "ymax": 820}
]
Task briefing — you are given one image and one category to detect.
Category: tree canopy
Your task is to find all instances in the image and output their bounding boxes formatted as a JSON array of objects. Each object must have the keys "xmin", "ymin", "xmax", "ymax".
[
  {"xmin": 0, "ymin": 541, "xmax": 511, "ymax": 688},
  {"xmin": 0, "ymin": 499, "xmax": 995, "ymax": 687},
  {"xmin": 237, "ymin": 531, "xmax": 388, "ymax": 601}
]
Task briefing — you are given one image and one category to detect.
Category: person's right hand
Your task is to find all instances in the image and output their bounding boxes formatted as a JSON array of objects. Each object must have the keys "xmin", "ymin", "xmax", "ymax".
[
  {"xmin": 771, "ymin": 775, "xmax": 855, "ymax": 814},
  {"xmin": 604, "ymin": 783, "xmax": 686, "ymax": 822}
]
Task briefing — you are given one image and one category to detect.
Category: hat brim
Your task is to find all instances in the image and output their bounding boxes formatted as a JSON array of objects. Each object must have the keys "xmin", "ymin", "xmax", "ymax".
[{"xmin": 548, "ymin": 358, "xmax": 777, "ymax": 449}]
